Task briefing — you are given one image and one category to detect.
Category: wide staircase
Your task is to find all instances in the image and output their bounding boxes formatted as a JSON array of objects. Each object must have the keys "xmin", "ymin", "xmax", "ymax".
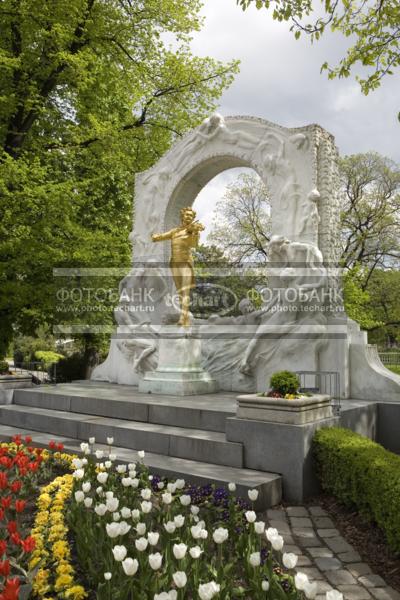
[{"xmin": 0, "ymin": 382, "xmax": 282, "ymax": 509}]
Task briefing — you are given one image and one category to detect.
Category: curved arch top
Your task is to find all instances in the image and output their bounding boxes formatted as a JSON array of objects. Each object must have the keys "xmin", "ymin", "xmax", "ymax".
[{"xmin": 131, "ymin": 114, "xmax": 341, "ymax": 266}]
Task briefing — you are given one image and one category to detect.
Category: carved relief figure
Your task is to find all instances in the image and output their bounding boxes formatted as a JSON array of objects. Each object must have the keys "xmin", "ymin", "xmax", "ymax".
[
  {"xmin": 151, "ymin": 207, "xmax": 204, "ymax": 327},
  {"xmin": 298, "ymin": 188, "xmax": 320, "ymax": 242},
  {"xmin": 117, "ymin": 320, "xmax": 158, "ymax": 374}
]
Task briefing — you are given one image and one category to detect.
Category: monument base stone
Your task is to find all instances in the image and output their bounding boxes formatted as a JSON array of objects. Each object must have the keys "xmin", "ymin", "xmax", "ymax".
[
  {"xmin": 139, "ymin": 328, "xmax": 218, "ymax": 396},
  {"xmin": 237, "ymin": 394, "xmax": 333, "ymax": 425}
]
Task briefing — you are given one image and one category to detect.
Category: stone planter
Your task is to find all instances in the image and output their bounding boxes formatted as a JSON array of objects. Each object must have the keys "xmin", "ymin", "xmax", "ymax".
[
  {"xmin": 236, "ymin": 394, "xmax": 333, "ymax": 425},
  {"xmin": 0, "ymin": 374, "xmax": 33, "ymax": 405}
]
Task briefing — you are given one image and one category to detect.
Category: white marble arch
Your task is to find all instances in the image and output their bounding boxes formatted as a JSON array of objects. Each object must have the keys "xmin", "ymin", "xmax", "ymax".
[{"xmin": 131, "ymin": 114, "xmax": 341, "ymax": 266}]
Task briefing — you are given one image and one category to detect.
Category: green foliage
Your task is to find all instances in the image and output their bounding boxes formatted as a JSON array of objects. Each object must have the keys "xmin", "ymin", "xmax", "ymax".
[
  {"xmin": 366, "ymin": 269, "xmax": 400, "ymax": 347},
  {"xmin": 50, "ymin": 352, "xmax": 87, "ymax": 383},
  {"xmin": 270, "ymin": 370, "xmax": 300, "ymax": 395},
  {"xmin": 0, "ymin": 360, "xmax": 9, "ymax": 374},
  {"xmin": 237, "ymin": 0, "xmax": 400, "ymax": 106},
  {"xmin": 13, "ymin": 328, "xmax": 59, "ymax": 364},
  {"xmin": 0, "ymin": 0, "xmax": 238, "ymax": 356},
  {"xmin": 386, "ymin": 365, "xmax": 400, "ymax": 376},
  {"xmin": 343, "ymin": 267, "xmax": 383, "ymax": 331},
  {"xmin": 313, "ymin": 427, "xmax": 400, "ymax": 553},
  {"xmin": 34, "ymin": 350, "xmax": 64, "ymax": 369}
]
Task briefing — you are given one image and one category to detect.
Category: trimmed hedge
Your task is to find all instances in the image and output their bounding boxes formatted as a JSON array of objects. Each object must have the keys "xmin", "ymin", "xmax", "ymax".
[{"xmin": 313, "ymin": 427, "xmax": 400, "ymax": 553}]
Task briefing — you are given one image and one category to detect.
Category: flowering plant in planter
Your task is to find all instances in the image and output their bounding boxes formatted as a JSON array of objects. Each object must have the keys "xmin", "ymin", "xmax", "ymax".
[{"xmin": 264, "ymin": 371, "xmax": 301, "ymax": 399}]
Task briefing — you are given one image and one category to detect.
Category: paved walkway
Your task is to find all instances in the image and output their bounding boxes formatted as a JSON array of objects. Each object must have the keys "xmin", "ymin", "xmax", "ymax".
[{"xmin": 262, "ymin": 506, "xmax": 400, "ymax": 600}]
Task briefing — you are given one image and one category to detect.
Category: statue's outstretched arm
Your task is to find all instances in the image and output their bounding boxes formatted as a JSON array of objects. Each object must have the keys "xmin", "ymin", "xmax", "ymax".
[{"xmin": 151, "ymin": 229, "xmax": 175, "ymax": 242}]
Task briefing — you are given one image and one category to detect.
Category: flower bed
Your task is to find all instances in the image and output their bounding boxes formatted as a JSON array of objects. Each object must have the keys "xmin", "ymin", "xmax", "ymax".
[{"xmin": 1, "ymin": 435, "xmax": 344, "ymax": 599}]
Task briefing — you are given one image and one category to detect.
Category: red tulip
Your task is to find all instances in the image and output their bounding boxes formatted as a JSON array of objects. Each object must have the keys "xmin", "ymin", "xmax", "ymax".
[
  {"xmin": 10, "ymin": 533, "xmax": 21, "ymax": 546},
  {"xmin": 0, "ymin": 540, "xmax": 7, "ymax": 556},
  {"xmin": 24, "ymin": 436, "xmax": 32, "ymax": 444},
  {"xmin": 20, "ymin": 536, "xmax": 35, "ymax": 553},
  {"xmin": 14, "ymin": 500, "xmax": 26, "ymax": 513},
  {"xmin": 48, "ymin": 440, "xmax": 56, "ymax": 449},
  {"xmin": 6, "ymin": 521, "xmax": 17, "ymax": 534},
  {"xmin": 0, "ymin": 472, "xmax": 8, "ymax": 489},
  {"xmin": 56, "ymin": 443, "xmax": 64, "ymax": 451},
  {"xmin": 10, "ymin": 481, "xmax": 21, "ymax": 494},
  {"xmin": 0, "ymin": 559, "xmax": 10, "ymax": 577},
  {"xmin": 0, "ymin": 577, "xmax": 20, "ymax": 600},
  {"xmin": 1, "ymin": 497, "xmax": 12, "ymax": 509}
]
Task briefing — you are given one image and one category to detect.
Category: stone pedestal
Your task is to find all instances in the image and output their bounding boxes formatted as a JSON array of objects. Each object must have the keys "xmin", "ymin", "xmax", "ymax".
[
  {"xmin": 0, "ymin": 375, "xmax": 33, "ymax": 405},
  {"xmin": 139, "ymin": 328, "xmax": 218, "ymax": 396},
  {"xmin": 237, "ymin": 394, "xmax": 333, "ymax": 424}
]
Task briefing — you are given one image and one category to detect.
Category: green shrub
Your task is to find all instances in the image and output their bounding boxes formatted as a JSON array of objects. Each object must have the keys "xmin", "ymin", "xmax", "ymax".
[
  {"xmin": 49, "ymin": 352, "xmax": 87, "ymax": 383},
  {"xmin": 0, "ymin": 360, "xmax": 9, "ymax": 374},
  {"xmin": 387, "ymin": 364, "xmax": 400, "ymax": 376},
  {"xmin": 34, "ymin": 350, "xmax": 64, "ymax": 369},
  {"xmin": 313, "ymin": 427, "xmax": 400, "ymax": 553},
  {"xmin": 270, "ymin": 370, "xmax": 300, "ymax": 395}
]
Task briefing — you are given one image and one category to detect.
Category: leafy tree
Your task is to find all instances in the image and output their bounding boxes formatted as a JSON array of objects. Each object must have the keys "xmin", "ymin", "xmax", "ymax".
[
  {"xmin": 339, "ymin": 153, "xmax": 400, "ymax": 284},
  {"xmin": 366, "ymin": 269, "xmax": 400, "ymax": 347},
  {"xmin": 237, "ymin": 0, "xmax": 400, "ymax": 113},
  {"xmin": 0, "ymin": 0, "xmax": 238, "ymax": 358},
  {"xmin": 206, "ymin": 171, "xmax": 271, "ymax": 263},
  {"xmin": 342, "ymin": 266, "xmax": 383, "ymax": 331}
]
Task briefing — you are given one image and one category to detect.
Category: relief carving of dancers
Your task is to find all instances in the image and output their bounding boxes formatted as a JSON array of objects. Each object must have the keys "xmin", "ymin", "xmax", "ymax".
[{"xmin": 239, "ymin": 235, "xmax": 327, "ymax": 374}]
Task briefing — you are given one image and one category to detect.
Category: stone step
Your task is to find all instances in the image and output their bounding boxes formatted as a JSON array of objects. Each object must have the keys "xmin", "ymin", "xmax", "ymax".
[
  {"xmin": 13, "ymin": 385, "xmax": 235, "ymax": 433},
  {"xmin": 0, "ymin": 425, "xmax": 282, "ymax": 509},
  {"xmin": 0, "ymin": 404, "xmax": 243, "ymax": 468}
]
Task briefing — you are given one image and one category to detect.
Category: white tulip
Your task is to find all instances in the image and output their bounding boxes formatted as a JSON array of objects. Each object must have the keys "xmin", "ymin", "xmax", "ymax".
[
  {"xmin": 326, "ymin": 592, "xmax": 344, "ymax": 600},
  {"xmin": 164, "ymin": 521, "xmax": 176, "ymax": 534},
  {"xmin": 141, "ymin": 488, "xmax": 152, "ymax": 500},
  {"xmin": 249, "ymin": 551, "xmax": 261, "ymax": 567},
  {"xmin": 104, "ymin": 460, "xmax": 112, "ymax": 469},
  {"xmin": 270, "ymin": 534, "xmax": 284, "ymax": 551},
  {"xmin": 82, "ymin": 458, "xmax": 88, "ymax": 466},
  {"xmin": 136, "ymin": 522, "xmax": 146, "ymax": 535},
  {"xmin": 174, "ymin": 514, "xmax": 185, "ymax": 528},
  {"xmin": 97, "ymin": 472, "xmax": 108, "ymax": 484},
  {"xmin": 248, "ymin": 489, "xmax": 259, "ymax": 501},
  {"xmin": 157, "ymin": 482, "xmax": 165, "ymax": 489},
  {"xmin": 105, "ymin": 491, "xmax": 114, "ymax": 499},
  {"xmin": 198, "ymin": 581, "xmax": 220, "ymax": 600},
  {"xmin": 162, "ymin": 492, "xmax": 173, "ymax": 505},
  {"xmin": 73, "ymin": 469, "xmax": 84, "ymax": 480},
  {"xmin": 113, "ymin": 512, "xmax": 121, "ymax": 522},
  {"xmin": 89, "ymin": 437, "xmax": 95, "ymax": 445},
  {"xmin": 191, "ymin": 506, "xmax": 199, "ymax": 515},
  {"xmin": 80, "ymin": 442, "xmax": 89, "ymax": 453},
  {"xmin": 179, "ymin": 494, "xmax": 191, "ymax": 506},
  {"xmin": 131, "ymin": 509, "xmax": 140, "ymax": 520},
  {"xmin": 72, "ymin": 458, "xmax": 83, "ymax": 469},
  {"xmin": 167, "ymin": 483, "xmax": 176, "ymax": 493},
  {"xmin": 149, "ymin": 475, "xmax": 153, "ymax": 481},
  {"xmin": 175, "ymin": 479, "xmax": 185, "ymax": 489},
  {"xmin": 112, "ymin": 545, "xmax": 127, "ymax": 562},
  {"xmin": 190, "ymin": 524, "xmax": 202, "ymax": 539},
  {"xmin": 148, "ymin": 552, "xmax": 162, "ymax": 570},
  {"xmin": 254, "ymin": 521, "xmax": 265, "ymax": 534},
  {"xmin": 104, "ymin": 572, "xmax": 112, "ymax": 581},
  {"xmin": 82, "ymin": 482, "xmax": 91, "ymax": 493},
  {"xmin": 138, "ymin": 450, "xmax": 145, "ymax": 459},
  {"xmin": 74, "ymin": 491, "xmax": 84, "ymax": 503},
  {"xmin": 200, "ymin": 529, "xmax": 208, "ymax": 540},
  {"xmin": 173, "ymin": 543, "xmax": 187, "ymax": 559},
  {"xmin": 109, "ymin": 453, "xmax": 117, "ymax": 461},
  {"xmin": 147, "ymin": 531, "xmax": 160, "ymax": 546},
  {"xmin": 135, "ymin": 537, "xmax": 148, "ymax": 552},
  {"xmin": 121, "ymin": 507, "xmax": 131, "ymax": 519},
  {"xmin": 131, "ymin": 478, "xmax": 139, "ymax": 488},
  {"xmin": 283, "ymin": 552, "xmax": 298, "ymax": 569},
  {"xmin": 122, "ymin": 557, "xmax": 139, "ymax": 576},
  {"xmin": 154, "ymin": 593, "xmax": 177, "ymax": 600},
  {"xmin": 84, "ymin": 497, "xmax": 93, "ymax": 508},
  {"xmin": 106, "ymin": 497, "xmax": 119, "ymax": 513},
  {"xmin": 304, "ymin": 581, "xmax": 318, "ymax": 599},
  {"xmin": 141, "ymin": 500, "xmax": 152, "ymax": 514},
  {"xmin": 117, "ymin": 464, "xmax": 127, "ymax": 474},
  {"xmin": 119, "ymin": 521, "xmax": 131, "ymax": 535},
  {"xmin": 212, "ymin": 527, "xmax": 228, "ymax": 544},
  {"xmin": 107, "ymin": 437, "xmax": 114, "ymax": 445},
  {"xmin": 245, "ymin": 510, "xmax": 256, "ymax": 523},
  {"xmin": 106, "ymin": 522, "xmax": 122, "ymax": 539},
  {"xmin": 261, "ymin": 580, "xmax": 270, "ymax": 591},
  {"xmin": 95, "ymin": 450, "xmax": 104, "ymax": 459},
  {"xmin": 95, "ymin": 503, "xmax": 107, "ymax": 516},
  {"xmin": 189, "ymin": 546, "xmax": 203, "ymax": 559},
  {"xmin": 129, "ymin": 470, "xmax": 137, "ymax": 479},
  {"xmin": 266, "ymin": 527, "xmax": 279, "ymax": 542},
  {"xmin": 121, "ymin": 477, "xmax": 132, "ymax": 487},
  {"xmin": 228, "ymin": 482, "xmax": 236, "ymax": 492},
  {"xmin": 173, "ymin": 571, "xmax": 187, "ymax": 588},
  {"xmin": 295, "ymin": 572, "xmax": 309, "ymax": 591},
  {"xmin": 96, "ymin": 486, "xmax": 103, "ymax": 495}
]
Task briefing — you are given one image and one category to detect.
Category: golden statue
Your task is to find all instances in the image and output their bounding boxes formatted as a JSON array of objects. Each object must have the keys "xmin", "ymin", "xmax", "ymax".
[{"xmin": 152, "ymin": 207, "xmax": 204, "ymax": 327}]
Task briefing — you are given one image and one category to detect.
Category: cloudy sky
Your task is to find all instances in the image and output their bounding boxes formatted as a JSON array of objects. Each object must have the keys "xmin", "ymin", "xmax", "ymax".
[{"xmin": 189, "ymin": 0, "xmax": 400, "ymax": 239}]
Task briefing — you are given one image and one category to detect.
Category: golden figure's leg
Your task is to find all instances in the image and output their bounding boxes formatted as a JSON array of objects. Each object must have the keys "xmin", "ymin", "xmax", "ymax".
[{"xmin": 171, "ymin": 263, "xmax": 193, "ymax": 327}]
